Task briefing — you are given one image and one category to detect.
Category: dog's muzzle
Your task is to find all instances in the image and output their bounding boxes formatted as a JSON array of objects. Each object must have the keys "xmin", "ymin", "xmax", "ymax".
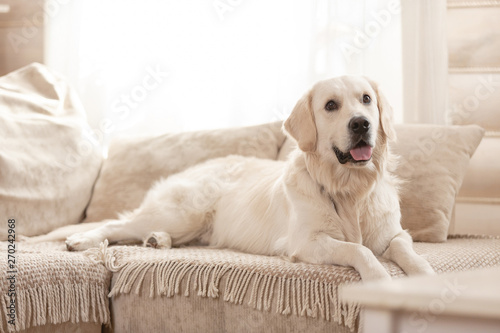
[
  {"xmin": 333, "ymin": 117, "xmax": 373, "ymax": 164},
  {"xmin": 333, "ymin": 140, "xmax": 373, "ymax": 164}
]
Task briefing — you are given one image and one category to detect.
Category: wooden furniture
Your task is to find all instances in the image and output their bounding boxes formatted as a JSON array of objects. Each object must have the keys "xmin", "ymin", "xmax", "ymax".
[
  {"xmin": 340, "ymin": 267, "xmax": 500, "ymax": 333},
  {"xmin": 0, "ymin": 0, "xmax": 44, "ymax": 76}
]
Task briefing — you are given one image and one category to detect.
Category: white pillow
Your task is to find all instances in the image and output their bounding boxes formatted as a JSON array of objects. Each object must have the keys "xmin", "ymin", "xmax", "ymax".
[{"xmin": 0, "ymin": 63, "xmax": 102, "ymax": 239}]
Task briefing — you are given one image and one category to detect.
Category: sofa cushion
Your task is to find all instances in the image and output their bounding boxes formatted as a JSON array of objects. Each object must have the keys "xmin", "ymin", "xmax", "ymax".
[
  {"xmin": 84, "ymin": 122, "xmax": 286, "ymax": 222},
  {"xmin": 87, "ymin": 235, "xmax": 500, "ymax": 333},
  {"xmin": 0, "ymin": 241, "xmax": 111, "ymax": 332},
  {"xmin": 394, "ymin": 124, "xmax": 484, "ymax": 242},
  {"xmin": 0, "ymin": 63, "xmax": 103, "ymax": 239}
]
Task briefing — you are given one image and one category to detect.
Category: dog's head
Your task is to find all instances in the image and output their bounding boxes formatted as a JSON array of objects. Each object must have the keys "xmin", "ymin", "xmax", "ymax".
[{"xmin": 284, "ymin": 76, "xmax": 395, "ymax": 168}]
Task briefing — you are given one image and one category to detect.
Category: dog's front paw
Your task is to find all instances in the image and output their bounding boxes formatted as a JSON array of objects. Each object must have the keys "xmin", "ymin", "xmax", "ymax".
[
  {"xmin": 361, "ymin": 269, "xmax": 392, "ymax": 282},
  {"xmin": 144, "ymin": 232, "xmax": 172, "ymax": 249},
  {"xmin": 357, "ymin": 261, "xmax": 392, "ymax": 282},
  {"xmin": 66, "ymin": 232, "xmax": 102, "ymax": 251},
  {"xmin": 411, "ymin": 261, "xmax": 436, "ymax": 276},
  {"xmin": 402, "ymin": 255, "xmax": 436, "ymax": 276}
]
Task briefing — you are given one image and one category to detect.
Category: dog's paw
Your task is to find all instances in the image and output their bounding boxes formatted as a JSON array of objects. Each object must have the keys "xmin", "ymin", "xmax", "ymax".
[
  {"xmin": 144, "ymin": 232, "xmax": 172, "ymax": 249},
  {"xmin": 408, "ymin": 261, "xmax": 436, "ymax": 276},
  {"xmin": 360, "ymin": 269, "xmax": 392, "ymax": 282},
  {"xmin": 421, "ymin": 266, "xmax": 436, "ymax": 275},
  {"xmin": 66, "ymin": 232, "xmax": 102, "ymax": 251}
]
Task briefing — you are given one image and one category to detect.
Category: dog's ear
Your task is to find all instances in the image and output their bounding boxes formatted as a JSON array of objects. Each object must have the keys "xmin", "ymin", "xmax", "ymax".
[
  {"xmin": 283, "ymin": 91, "xmax": 317, "ymax": 152},
  {"xmin": 366, "ymin": 78, "xmax": 396, "ymax": 141}
]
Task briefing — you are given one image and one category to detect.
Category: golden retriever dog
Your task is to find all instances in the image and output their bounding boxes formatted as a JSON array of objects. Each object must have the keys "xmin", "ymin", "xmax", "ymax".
[{"xmin": 30, "ymin": 76, "xmax": 434, "ymax": 281}]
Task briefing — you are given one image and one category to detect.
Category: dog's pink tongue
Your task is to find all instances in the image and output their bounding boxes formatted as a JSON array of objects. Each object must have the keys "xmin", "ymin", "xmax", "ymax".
[{"xmin": 350, "ymin": 146, "xmax": 372, "ymax": 161}]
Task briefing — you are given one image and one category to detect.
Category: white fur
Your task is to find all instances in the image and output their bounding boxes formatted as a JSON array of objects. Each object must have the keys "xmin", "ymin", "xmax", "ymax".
[{"xmin": 31, "ymin": 76, "xmax": 434, "ymax": 281}]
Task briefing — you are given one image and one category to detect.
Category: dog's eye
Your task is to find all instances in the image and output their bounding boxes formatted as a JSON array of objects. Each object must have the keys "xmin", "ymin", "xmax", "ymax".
[
  {"xmin": 325, "ymin": 100, "xmax": 338, "ymax": 111},
  {"xmin": 362, "ymin": 94, "xmax": 371, "ymax": 104}
]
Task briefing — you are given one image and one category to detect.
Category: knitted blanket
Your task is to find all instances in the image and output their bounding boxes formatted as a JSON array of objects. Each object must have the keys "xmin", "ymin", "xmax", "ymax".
[
  {"xmin": 1, "ymin": 235, "xmax": 499, "ymax": 332},
  {"xmin": 86, "ymin": 234, "xmax": 500, "ymax": 332},
  {"xmin": 0, "ymin": 241, "xmax": 111, "ymax": 333}
]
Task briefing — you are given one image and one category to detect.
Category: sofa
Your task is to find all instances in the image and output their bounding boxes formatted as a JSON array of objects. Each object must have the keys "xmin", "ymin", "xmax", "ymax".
[{"xmin": 1, "ymin": 64, "xmax": 499, "ymax": 333}]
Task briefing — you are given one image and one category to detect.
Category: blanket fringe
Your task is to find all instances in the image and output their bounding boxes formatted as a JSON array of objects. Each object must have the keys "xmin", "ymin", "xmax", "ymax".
[
  {"xmin": 1, "ymin": 282, "xmax": 110, "ymax": 333},
  {"xmin": 100, "ymin": 250, "xmax": 359, "ymax": 331},
  {"xmin": 84, "ymin": 240, "xmax": 123, "ymax": 272}
]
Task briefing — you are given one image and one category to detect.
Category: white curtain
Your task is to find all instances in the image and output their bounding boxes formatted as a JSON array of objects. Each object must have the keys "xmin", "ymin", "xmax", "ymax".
[
  {"xmin": 401, "ymin": 0, "xmax": 448, "ymax": 124},
  {"xmin": 45, "ymin": 0, "xmax": 403, "ymax": 145},
  {"xmin": 309, "ymin": 0, "xmax": 403, "ymax": 122}
]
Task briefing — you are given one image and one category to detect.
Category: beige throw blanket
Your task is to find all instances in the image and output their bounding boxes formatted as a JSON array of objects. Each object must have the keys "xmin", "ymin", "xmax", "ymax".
[
  {"xmin": 88, "ymin": 235, "xmax": 500, "ymax": 332},
  {"xmin": 1, "ymin": 235, "xmax": 499, "ymax": 332},
  {"xmin": 0, "ymin": 242, "xmax": 111, "ymax": 333}
]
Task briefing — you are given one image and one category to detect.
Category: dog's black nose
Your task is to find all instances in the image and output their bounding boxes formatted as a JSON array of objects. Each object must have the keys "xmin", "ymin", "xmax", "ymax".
[{"xmin": 349, "ymin": 117, "xmax": 370, "ymax": 135}]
